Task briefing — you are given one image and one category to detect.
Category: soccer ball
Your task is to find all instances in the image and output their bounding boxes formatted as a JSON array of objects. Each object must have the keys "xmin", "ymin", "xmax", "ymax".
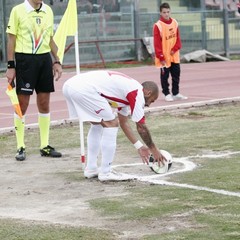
[{"xmin": 149, "ymin": 149, "xmax": 173, "ymax": 174}]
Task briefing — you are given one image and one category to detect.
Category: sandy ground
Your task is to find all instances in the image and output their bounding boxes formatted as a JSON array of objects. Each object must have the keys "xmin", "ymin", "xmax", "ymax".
[{"xmin": 0, "ymin": 146, "xmax": 187, "ymax": 239}]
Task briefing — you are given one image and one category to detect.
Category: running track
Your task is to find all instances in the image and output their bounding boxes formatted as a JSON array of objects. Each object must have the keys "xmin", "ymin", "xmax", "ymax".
[{"xmin": 0, "ymin": 61, "xmax": 239, "ymax": 132}]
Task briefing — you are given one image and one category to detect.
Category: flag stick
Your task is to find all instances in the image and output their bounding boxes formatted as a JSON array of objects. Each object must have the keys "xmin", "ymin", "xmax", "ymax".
[
  {"xmin": 79, "ymin": 121, "xmax": 85, "ymax": 170},
  {"xmin": 75, "ymin": 32, "xmax": 80, "ymax": 75},
  {"xmin": 54, "ymin": 0, "xmax": 85, "ymax": 169},
  {"xmin": 74, "ymin": 31, "xmax": 85, "ymax": 170}
]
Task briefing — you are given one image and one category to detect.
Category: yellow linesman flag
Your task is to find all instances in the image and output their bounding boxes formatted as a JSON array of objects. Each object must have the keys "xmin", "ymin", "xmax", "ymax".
[
  {"xmin": 6, "ymin": 84, "xmax": 23, "ymax": 119},
  {"xmin": 53, "ymin": 0, "xmax": 78, "ymax": 63}
]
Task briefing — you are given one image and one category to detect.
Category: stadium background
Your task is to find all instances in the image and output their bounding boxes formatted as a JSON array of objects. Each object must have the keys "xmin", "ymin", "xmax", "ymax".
[{"xmin": 0, "ymin": 0, "xmax": 240, "ymax": 69}]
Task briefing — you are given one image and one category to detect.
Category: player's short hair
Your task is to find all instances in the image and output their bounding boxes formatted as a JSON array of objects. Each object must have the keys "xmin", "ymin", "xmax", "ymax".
[
  {"xmin": 142, "ymin": 81, "xmax": 159, "ymax": 96},
  {"xmin": 160, "ymin": 2, "xmax": 170, "ymax": 12}
]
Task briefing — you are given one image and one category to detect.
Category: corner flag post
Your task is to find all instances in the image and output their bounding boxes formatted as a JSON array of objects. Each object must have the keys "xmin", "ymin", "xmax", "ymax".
[
  {"xmin": 54, "ymin": 0, "xmax": 85, "ymax": 170},
  {"xmin": 75, "ymin": 31, "xmax": 85, "ymax": 170}
]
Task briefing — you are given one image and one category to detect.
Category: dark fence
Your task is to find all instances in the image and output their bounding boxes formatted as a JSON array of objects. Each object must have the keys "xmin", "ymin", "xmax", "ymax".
[{"xmin": 1, "ymin": 0, "xmax": 240, "ymax": 69}]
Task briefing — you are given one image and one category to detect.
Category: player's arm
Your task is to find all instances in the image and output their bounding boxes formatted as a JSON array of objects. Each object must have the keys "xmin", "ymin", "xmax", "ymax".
[
  {"xmin": 6, "ymin": 33, "xmax": 16, "ymax": 84},
  {"xmin": 49, "ymin": 37, "xmax": 62, "ymax": 81},
  {"xmin": 50, "ymin": 37, "xmax": 59, "ymax": 61},
  {"xmin": 153, "ymin": 24, "xmax": 165, "ymax": 64},
  {"xmin": 136, "ymin": 121, "xmax": 166, "ymax": 165},
  {"xmin": 171, "ymin": 28, "xmax": 182, "ymax": 55},
  {"xmin": 118, "ymin": 113, "xmax": 150, "ymax": 164}
]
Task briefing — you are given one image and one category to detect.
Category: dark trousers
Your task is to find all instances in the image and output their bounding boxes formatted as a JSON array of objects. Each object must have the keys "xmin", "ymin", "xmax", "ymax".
[{"xmin": 160, "ymin": 62, "xmax": 181, "ymax": 96}]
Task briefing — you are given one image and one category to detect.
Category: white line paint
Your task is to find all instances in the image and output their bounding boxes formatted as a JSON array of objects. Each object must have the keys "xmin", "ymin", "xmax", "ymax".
[
  {"xmin": 137, "ymin": 179, "xmax": 240, "ymax": 198},
  {"xmin": 113, "ymin": 151, "xmax": 240, "ymax": 198},
  {"xmin": 114, "ymin": 158, "xmax": 196, "ymax": 180}
]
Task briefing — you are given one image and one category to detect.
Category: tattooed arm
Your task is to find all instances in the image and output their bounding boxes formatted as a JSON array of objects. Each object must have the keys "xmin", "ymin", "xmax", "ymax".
[{"xmin": 136, "ymin": 122, "xmax": 166, "ymax": 165}]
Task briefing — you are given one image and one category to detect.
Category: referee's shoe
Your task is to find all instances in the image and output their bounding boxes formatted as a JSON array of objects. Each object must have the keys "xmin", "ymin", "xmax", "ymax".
[
  {"xmin": 15, "ymin": 147, "xmax": 26, "ymax": 161},
  {"xmin": 40, "ymin": 145, "xmax": 62, "ymax": 158}
]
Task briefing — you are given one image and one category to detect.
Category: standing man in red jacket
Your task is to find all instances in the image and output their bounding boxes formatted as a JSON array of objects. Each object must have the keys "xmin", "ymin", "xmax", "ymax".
[{"xmin": 153, "ymin": 2, "xmax": 187, "ymax": 102}]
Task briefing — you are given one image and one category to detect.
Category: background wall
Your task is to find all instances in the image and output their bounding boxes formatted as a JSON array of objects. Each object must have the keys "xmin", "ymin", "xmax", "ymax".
[{"xmin": 1, "ymin": 0, "xmax": 240, "ymax": 68}]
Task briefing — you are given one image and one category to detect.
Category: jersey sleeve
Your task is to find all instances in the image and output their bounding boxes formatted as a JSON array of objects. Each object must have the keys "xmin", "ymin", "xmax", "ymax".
[
  {"xmin": 49, "ymin": 6, "xmax": 54, "ymax": 36},
  {"xmin": 171, "ymin": 26, "xmax": 182, "ymax": 52},
  {"xmin": 117, "ymin": 88, "xmax": 145, "ymax": 123},
  {"xmin": 127, "ymin": 88, "xmax": 145, "ymax": 123},
  {"xmin": 6, "ymin": 7, "xmax": 18, "ymax": 35},
  {"xmin": 153, "ymin": 23, "xmax": 164, "ymax": 61}
]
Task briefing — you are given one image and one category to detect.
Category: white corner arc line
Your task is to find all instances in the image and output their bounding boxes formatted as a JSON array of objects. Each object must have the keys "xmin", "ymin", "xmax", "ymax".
[
  {"xmin": 113, "ymin": 152, "xmax": 240, "ymax": 198},
  {"xmin": 114, "ymin": 158, "xmax": 196, "ymax": 180}
]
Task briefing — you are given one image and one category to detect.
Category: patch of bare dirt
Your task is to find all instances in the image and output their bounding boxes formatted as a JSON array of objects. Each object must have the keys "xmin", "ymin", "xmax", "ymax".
[{"xmin": 0, "ymin": 148, "xmax": 189, "ymax": 239}]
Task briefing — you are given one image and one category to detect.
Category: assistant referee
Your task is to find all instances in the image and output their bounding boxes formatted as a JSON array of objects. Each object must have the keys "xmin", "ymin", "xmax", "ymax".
[{"xmin": 5, "ymin": 0, "xmax": 62, "ymax": 161}]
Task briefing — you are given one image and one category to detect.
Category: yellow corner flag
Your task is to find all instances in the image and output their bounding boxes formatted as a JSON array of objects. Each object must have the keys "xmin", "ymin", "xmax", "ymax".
[{"xmin": 53, "ymin": 0, "xmax": 78, "ymax": 63}]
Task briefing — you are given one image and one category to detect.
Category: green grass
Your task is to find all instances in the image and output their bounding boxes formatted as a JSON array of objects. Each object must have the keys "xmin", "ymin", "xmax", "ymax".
[
  {"xmin": 0, "ymin": 219, "xmax": 114, "ymax": 240},
  {"xmin": 61, "ymin": 59, "xmax": 153, "ymax": 72},
  {"xmin": 0, "ymin": 102, "xmax": 240, "ymax": 239},
  {"xmin": 90, "ymin": 186, "xmax": 240, "ymax": 240}
]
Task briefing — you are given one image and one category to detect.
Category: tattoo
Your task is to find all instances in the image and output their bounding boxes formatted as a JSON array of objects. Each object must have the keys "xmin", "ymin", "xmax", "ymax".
[{"xmin": 136, "ymin": 123, "xmax": 154, "ymax": 148}]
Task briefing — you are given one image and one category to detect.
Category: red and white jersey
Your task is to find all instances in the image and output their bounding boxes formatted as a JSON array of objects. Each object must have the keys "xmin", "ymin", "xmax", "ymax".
[{"xmin": 63, "ymin": 70, "xmax": 146, "ymax": 123}]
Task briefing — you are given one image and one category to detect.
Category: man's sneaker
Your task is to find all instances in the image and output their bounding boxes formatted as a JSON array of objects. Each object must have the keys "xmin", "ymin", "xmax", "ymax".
[
  {"xmin": 84, "ymin": 168, "xmax": 98, "ymax": 179},
  {"xmin": 98, "ymin": 170, "xmax": 135, "ymax": 182},
  {"xmin": 40, "ymin": 145, "xmax": 62, "ymax": 158},
  {"xmin": 172, "ymin": 93, "xmax": 188, "ymax": 100},
  {"xmin": 15, "ymin": 147, "xmax": 26, "ymax": 161},
  {"xmin": 165, "ymin": 94, "xmax": 174, "ymax": 102}
]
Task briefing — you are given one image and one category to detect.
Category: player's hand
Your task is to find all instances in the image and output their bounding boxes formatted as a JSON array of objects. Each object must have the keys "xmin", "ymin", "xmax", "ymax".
[
  {"xmin": 138, "ymin": 146, "xmax": 151, "ymax": 165},
  {"xmin": 53, "ymin": 63, "xmax": 62, "ymax": 81},
  {"xmin": 151, "ymin": 148, "xmax": 166, "ymax": 166},
  {"xmin": 160, "ymin": 60, "xmax": 166, "ymax": 66}
]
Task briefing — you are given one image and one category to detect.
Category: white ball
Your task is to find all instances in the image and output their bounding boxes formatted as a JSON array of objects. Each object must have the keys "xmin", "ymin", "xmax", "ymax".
[{"xmin": 149, "ymin": 149, "xmax": 173, "ymax": 174}]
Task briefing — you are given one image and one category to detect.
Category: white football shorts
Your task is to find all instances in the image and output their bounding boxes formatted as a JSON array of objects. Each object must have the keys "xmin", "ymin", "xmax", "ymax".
[{"xmin": 62, "ymin": 83, "xmax": 116, "ymax": 122}]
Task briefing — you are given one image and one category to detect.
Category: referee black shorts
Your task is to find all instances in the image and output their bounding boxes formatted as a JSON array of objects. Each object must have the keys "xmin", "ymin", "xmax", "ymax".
[{"xmin": 15, "ymin": 52, "xmax": 54, "ymax": 95}]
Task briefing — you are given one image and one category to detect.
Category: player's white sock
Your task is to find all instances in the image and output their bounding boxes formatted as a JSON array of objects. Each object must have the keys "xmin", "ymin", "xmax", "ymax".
[
  {"xmin": 86, "ymin": 124, "xmax": 103, "ymax": 170},
  {"xmin": 100, "ymin": 127, "xmax": 118, "ymax": 174}
]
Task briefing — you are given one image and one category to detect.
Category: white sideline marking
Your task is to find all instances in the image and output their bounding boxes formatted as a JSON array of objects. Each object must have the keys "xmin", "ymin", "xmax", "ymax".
[
  {"xmin": 138, "ymin": 179, "xmax": 240, "ymax": 198},
  {"xmin": 113, "ymin": 151, "xmax": 240, "ymax": 198}
]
